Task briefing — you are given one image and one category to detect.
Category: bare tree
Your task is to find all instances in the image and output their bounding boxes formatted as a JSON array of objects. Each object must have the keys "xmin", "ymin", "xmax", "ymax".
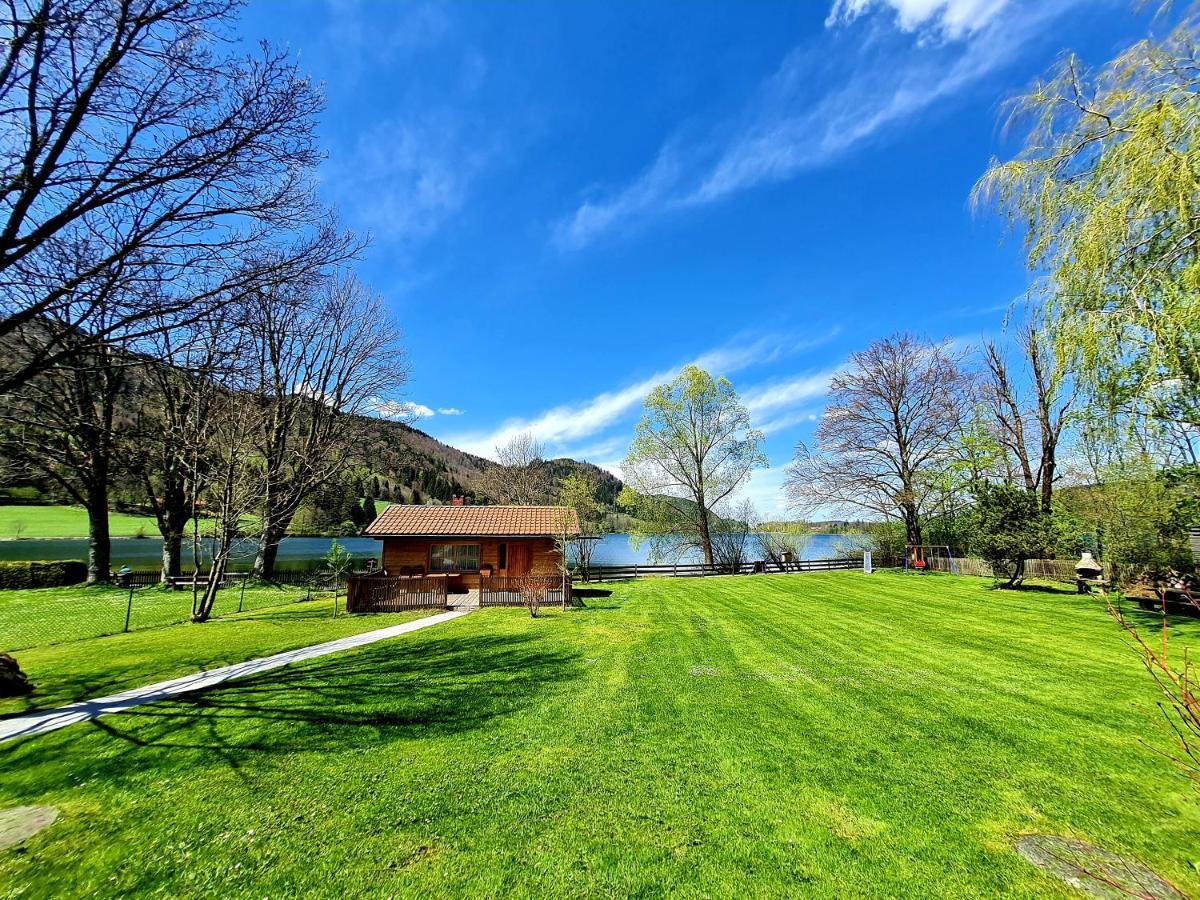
[
  {"xmin": 786, "ymin": 334, "xmax": 968, "ymax": 546},
  {"xmin": 128, "ymin": 309, "xmax": 244, "ymax": 582},
  {"xmin": 248, "ymin": 274, "xmax": 407, "ymax": 579},
  {"xmin": 191, "ymin": 388, "xmax": 261, "ymax": 622},
  {"xmin": 0, "ymin": 0, "xmax": 355, "ymax": 393},
  {"xmin": 981, "ymin": 322, "xmax": 1075, "ymax": 515},
  {"xmin": 480, "ymin": 432, "xmax": 553, "ymax": 505},
  {"xmin": 757, "ymin": 528, "xmax": 810, "ymax": 571},
  {"xmin": 0, "ymin": 336, "xmax": 128, "ymax": 583},
  {"xmin": 709, "ymin": 498, "xmax": 757, "ymax": 574}
]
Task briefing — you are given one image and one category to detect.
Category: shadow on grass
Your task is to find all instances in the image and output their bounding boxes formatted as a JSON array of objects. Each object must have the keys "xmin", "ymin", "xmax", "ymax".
[
  {"xmin": 572, "ymin": 588, "xmax": 613, "ymax": 599},
  {"xmin": 983, "ymin": 583, "xmax": 1075, "ymax": 595},
  {"xmin": 6, "ymin": 630, "xmax": 583, "ymax": 790}
]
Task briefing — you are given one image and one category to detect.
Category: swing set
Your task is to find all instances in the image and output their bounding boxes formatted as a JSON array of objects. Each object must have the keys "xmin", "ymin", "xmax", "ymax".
[{"xmin": 904, "ymin": 545, "xmax": 958, "ymax": 575}]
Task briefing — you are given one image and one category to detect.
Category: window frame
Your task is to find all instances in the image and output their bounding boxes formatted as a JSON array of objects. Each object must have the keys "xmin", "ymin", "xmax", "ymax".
[{"xmin": 428, "ymin": 542, "xmax": 482, "ymax": 573}]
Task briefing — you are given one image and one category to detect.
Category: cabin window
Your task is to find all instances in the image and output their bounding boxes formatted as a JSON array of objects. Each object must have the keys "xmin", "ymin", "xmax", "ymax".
[
  {"xmin": 429, "ymin": 544, "xmax": 481, "ymax": 572},
  {"xmin": 498, "ymin": 543, "xmax": 507, "ymax": 570}
]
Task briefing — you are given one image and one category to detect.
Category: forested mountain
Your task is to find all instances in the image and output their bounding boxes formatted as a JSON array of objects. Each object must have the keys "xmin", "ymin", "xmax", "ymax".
[{"xmin": 1, "ymin": 389, "xmax": 625, "ymax": 535}]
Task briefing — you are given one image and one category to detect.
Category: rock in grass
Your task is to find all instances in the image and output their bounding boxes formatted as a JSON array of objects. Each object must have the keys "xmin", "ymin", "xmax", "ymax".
[
  {"xmin": 0, "ymin": 653, "xmax": 33, "ymax": 697},
  {"xmin": 1016, "ymin": 834, "xmax": 1185, "ymax": 899},
  {"xmin": 0, "ymin": 806, "xmax": 58, "ymax": 851}
]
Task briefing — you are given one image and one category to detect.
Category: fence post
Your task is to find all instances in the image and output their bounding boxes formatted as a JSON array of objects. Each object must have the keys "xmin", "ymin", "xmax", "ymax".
[
  {"xmin": 124, "ymin": 585, "xmax": 134, "ymax": 633},
  {"xmin": 238, "ymin": 574, "xmax": 247, "ymax": 613}
]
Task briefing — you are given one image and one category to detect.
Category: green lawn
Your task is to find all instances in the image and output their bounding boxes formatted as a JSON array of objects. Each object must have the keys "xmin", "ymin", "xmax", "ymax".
[
  {"xmin": 0, "ymin": 587, "xmax": 434, "ymax": 717},
  {"xmin": 0, "ymin": 504, "xmax": 160, "ymax": 539},
  {"xmin": 2, "ymin": 572, "xmax": 1199, "ymax": 897},
  {"xmin": 0, "ymin": 581, "xmax": 353, "ymax": 651}
]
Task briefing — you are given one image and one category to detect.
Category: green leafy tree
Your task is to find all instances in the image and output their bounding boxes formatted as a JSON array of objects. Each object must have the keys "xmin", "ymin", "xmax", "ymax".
[
  {"xmin": 623, "ymin": 366, "xmax": 766, "ymax": 567},
  {"xmin": 972, "ymin": 482, "xmax": 1050, "ymax": 588},
  {"xmin": 559, "ymin": 472, "xmax": 602, "ymax": 579},
  {"xmin": 1057, "ymin": 456, "xmax": 1198, "ymax": 583},
  {"xmin": 975, "ymin": 19, "xmax": 1200, "ymax": 429},
  {"xmin": 324, "ymin": 540, "xmax": 353, "ymax": 612}
]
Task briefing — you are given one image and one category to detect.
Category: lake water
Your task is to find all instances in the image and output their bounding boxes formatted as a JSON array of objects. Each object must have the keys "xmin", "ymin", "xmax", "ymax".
[{"xmin": 0, "ymin": 532, "xmax": 859, "ymax": 572}]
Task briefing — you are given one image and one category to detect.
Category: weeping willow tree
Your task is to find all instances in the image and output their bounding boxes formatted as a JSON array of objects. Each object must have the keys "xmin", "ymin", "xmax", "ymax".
[{"xmin": 974, "ymin": 13, "xmax": 1200, "ymax": 435}]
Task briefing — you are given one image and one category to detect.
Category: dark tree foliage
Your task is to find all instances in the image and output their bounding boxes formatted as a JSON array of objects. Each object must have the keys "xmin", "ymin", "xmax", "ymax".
[{"xmin": 972, "ymin": 482, "xmax": 1050, "ymax": 588}]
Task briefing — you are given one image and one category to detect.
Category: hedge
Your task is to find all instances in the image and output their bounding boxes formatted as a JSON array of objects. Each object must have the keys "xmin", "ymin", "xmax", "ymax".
[{"xmin": 0, "ymin": 560, "xmax": 88, "ymax": 589}]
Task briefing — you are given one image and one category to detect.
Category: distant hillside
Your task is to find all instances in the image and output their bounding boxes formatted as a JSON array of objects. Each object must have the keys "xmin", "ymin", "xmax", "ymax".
[
  {"xmin": 347, "ymin": 419, "xmax": 624, "ymax": 510},
  {"xmin": 0, "ymin": 350, "xmax": 626, "ymax": 532}
]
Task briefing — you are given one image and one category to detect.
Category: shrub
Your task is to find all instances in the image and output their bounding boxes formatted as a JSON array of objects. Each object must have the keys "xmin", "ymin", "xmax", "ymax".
[
  {"xmin": 0, "ymin": 560, "xmax": 88, "ymax": 589},
  {"xmin": 972, "ymin": 483, "xmax": 1050, "ymax": 588}
]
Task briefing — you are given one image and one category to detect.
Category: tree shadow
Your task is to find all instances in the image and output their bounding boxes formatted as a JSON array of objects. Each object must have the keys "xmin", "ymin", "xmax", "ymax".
[
  {"xmin": 984, "ymin": 583, "xmax": 1074, "ymax": 595},
  {"xmin": 3, "ymin": 630, "xmax": 584, "ymax": 792},
  {"xmin": 572, "ymin": 588, "xmax": 613, "ymax": 599}
]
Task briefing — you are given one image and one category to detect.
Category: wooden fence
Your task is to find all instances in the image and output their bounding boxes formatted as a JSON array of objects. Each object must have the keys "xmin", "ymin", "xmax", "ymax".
[
  {"xmin": 578, "ymin": 557, "xmax": 859, "ymax": 581},
  {"xmin": 479, "ymin": 575, "xmax": 570, "ymax": 607},
  {"xmin": 345, "ymin": 575, "xmax": 449, "ymax": 613},
  {"xmin": 922, "ymin": 557, "xmax": 1092, "ymax": 581}
]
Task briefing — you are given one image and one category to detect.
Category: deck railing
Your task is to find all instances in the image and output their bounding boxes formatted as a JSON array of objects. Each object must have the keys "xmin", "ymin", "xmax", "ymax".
[
  {"xmin": 345, "ymin": 575, "xmax": 449, "ymax": 612},
  {"xmin": 479, "ymin": 575, "xmax": 570, "ymax": 607}
]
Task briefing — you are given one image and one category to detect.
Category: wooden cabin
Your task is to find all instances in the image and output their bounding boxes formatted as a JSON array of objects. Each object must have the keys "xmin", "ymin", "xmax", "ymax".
[{"xmin": 362, "ymin": 499, "xmax": 580, "ymax": 592}]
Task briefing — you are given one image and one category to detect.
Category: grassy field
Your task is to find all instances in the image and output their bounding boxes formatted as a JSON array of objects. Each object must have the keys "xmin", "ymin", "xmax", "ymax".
[
  {"xmin": 2, "ymin": 572, "xmax": 1199, "ymax": 897},
  {"xmin": 0, "ymin": 586, "xmax": 434, "ymax": 717},
  {"xmin": 0, "ymin": 504, "xmax": 159, "ymax": 539},
  {"xmin": 0, "ymin": 581, "xmax": 356, "ymax": 651}
]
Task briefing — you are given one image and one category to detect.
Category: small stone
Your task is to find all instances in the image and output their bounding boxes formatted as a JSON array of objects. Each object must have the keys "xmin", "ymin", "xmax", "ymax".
[
  {"xmin": 1016, "ymin": 834, "xmax": 1186, "ymax": 900},
  {"xmin": 0, "ymin": 806, "xmax": 58, "ymax": 851}
]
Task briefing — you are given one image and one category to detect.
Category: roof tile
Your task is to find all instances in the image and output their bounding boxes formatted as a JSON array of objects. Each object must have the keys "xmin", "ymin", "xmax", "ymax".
[{"xmin": 364, "ymin": 505, "xmax": 580, "ymax": 537}]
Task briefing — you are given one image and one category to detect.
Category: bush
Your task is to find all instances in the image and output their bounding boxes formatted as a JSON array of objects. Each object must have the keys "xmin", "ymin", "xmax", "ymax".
[{"xmin": 0, "ymin": 560, "xmax": 88, "ymax": 589}]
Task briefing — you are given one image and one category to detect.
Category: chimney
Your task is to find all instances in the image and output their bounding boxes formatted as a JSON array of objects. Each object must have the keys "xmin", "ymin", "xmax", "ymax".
[{"xmin": 451, "ymin": 495, "xmax": 465, "ymax": 507}]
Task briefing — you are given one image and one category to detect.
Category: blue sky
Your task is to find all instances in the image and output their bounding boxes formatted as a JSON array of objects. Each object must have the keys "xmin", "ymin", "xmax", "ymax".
[{"xmin": 238, "ymin": 0, "xmax": 1158, "ymax": 515}]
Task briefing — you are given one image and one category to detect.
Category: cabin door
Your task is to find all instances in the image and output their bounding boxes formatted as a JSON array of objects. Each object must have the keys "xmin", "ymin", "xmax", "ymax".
[{"xmin": 508, "ymin": 542, "xmax": 532, "ymax": 576}]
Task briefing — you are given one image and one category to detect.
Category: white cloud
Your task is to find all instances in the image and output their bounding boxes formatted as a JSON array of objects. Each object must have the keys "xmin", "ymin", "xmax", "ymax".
[
  {"xmin": 826, "ymin": 0, "xmax": 1010, "ymax": 39},
  {"xmin": 554, "ymin": 0, "xmax": 1077, "ymax": 249},
  {"xmin": 442, "ymin": 330, "xmax": 834, "ymax": 459},
  {"xmin": 743, "ymin": 371, "xmax": 835, "ymax": 416},
  {"xmin": 437, "ymin": 407, "xmax": 464, "ymax": 416},
  {"xmin": 326, "ymin": 113, "xmax": 493, "ymax": 244},
  {"xmin": 734, "ymin": 467, "xmax": 790, "ymax": 518},
  {"xmin": 372, "ymin": 399, "xmax": 435, "ymax": 419}
]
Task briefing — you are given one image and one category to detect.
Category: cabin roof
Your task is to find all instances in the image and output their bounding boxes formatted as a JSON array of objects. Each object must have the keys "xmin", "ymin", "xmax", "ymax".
[{"xmin": 364, "ymin": 504, "xmax": 580, "ymax": 537}]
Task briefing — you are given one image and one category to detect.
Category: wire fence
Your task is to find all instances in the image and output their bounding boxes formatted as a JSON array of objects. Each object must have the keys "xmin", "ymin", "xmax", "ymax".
[{"xmin": 0, "ymin": 573, "xmax": 347, "ymax": 652}]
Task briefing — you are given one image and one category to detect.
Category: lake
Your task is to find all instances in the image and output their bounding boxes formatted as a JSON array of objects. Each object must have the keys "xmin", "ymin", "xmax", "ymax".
[{"xmin": 0, "ymin": 532, "xmax": 859, "ymax": 572}]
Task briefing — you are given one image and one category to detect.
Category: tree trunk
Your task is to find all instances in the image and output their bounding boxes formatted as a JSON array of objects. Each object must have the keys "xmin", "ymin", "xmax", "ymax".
[
  {"xmin": 902, "ymin": 503, "xmax": 922, "ymax": 548},
  {"xmin": 85, "ymin": 477, "xmax": 111, "ymax": 585},
  {"xmin": 253, "ymin": 524, "xmax": 286, "ymax": 580},
  {"xmin": 193, "ymin": 555, "xmax": 227, "ymax": 622},
  {"xmin": 1040, "ymin": 455, "xmax": 1055, "ymax": 517},
  {"xmin": 161, "ymin": 532, "xmax": 183, "ymax": 582},
  {"xmin": 1005, "ymin": 557, "xmax": 1026, "ymax": 589},
  {"xmin": 697, "ymin": 505, "xmax": 714, "ymax": 568}
]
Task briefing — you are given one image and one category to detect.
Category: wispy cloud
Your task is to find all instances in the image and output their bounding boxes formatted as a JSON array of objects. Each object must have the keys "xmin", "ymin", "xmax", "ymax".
[
  {"xmin": 372, "ymin": 399, "xmax": 435, "ymax": 419},
  {"xmin": 743, "ymin": 371, "xmax": 835, "ymax": 416},
  {"xmin": 826, "ymin": 0, "xmax": 1011, "ymax": 39},
  {"xmin": 738, "ymin": 368, "xmax": 840, "ymax": 435},
  {"xmin": 553, "ymin": 0, "xmax": 1077, "ymax": 250},
  {"xmin": 325, "ymin": 112, "xmax": 494, "ymax": 244},
  {"xmin": 437, "ymin": 407, "xmax": 464, "ymax": 416},
  {"xmin": 442, "ymin": 329, "xmax": 838, "ymax": 460}
]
